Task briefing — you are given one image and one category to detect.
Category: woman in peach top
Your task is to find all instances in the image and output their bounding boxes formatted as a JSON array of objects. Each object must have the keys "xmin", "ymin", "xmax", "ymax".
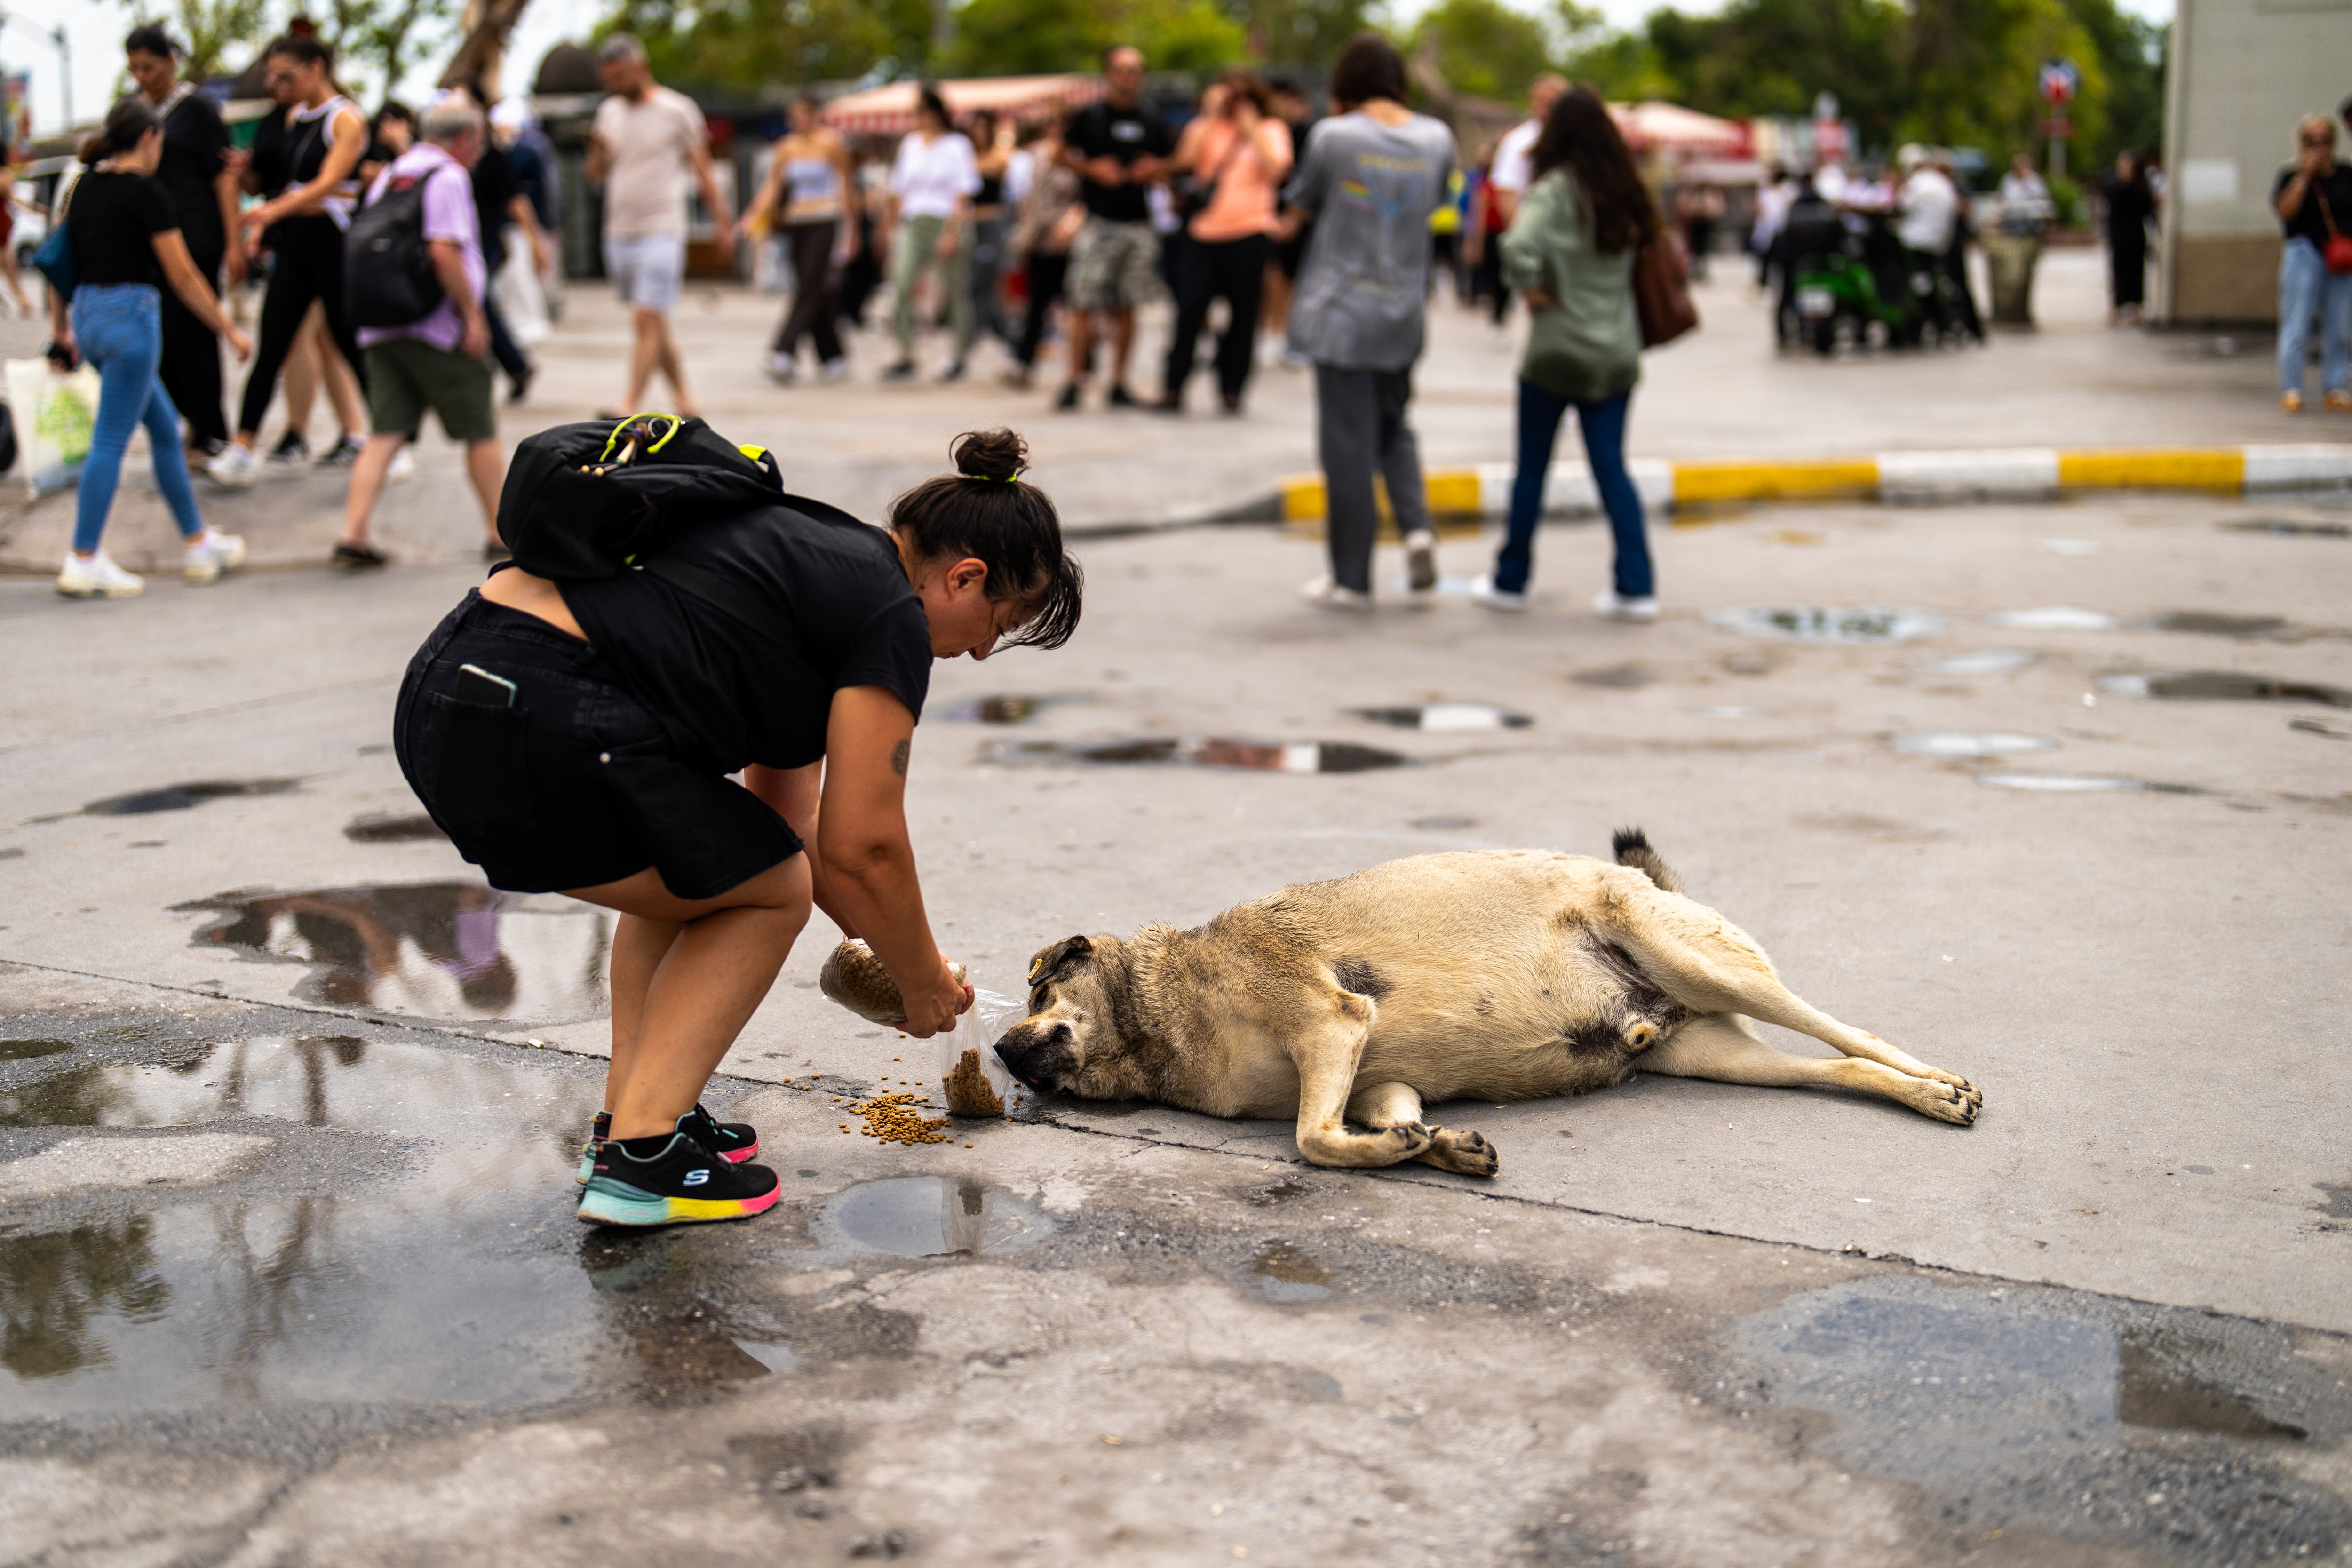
[{"xmin": 1155, "ymin": 70, "xmax": 1292, "ymax": 414}]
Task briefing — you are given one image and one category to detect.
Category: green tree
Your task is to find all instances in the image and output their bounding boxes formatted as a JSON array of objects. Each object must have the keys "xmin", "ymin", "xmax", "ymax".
[
  {"xmin": 945, "ymin": 0, "xmax": 1246, "ymax": 77},
  {"xmin": 121, "ymin": 0, "xmax": 274, "ymax": 82},
  {"xmin": 318, "ymin": 0, "xmax": 459, "ymax": 101},
  {"xmin": 1408, "ymin": 0, "xmax": 1554, "ymax": 102},
  {"xmin": 1240, "ymin": 0, "xmax": 1377, "ymax": 69},
  {"xmin": 600, "ymin": 0, "xmax": 937, "ymax": 93}
]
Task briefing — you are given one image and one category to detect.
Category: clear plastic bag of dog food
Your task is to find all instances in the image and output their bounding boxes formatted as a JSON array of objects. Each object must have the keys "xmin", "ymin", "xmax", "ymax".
[{"xmin": 936, "ymin": 988, "xmax": 1022, "ymax": 1117}]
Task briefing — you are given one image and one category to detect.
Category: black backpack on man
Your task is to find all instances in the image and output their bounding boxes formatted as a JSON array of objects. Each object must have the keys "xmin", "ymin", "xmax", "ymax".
[{"xmin": 346, "ymin": 173, "xmax": 444, "ymax": 328}]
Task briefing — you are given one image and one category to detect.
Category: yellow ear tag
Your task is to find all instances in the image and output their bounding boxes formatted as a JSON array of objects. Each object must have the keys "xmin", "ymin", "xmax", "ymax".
[{"xmin": 1027, "ymin": 955, "xmax": 1047, "ymax": 982}]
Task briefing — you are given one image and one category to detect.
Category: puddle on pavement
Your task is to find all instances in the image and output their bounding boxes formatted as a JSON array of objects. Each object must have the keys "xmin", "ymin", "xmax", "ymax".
[
  {"xmin": 1253, "ymin": 1239, "xmax": 1336, "ymax": 1301},
  {"xmin": 819, "ymin": 1176, "xmax": 1050, "ymax": 1259},
  {"xmin": 1977, "ymin": 773, "xmax": 2201, "ymax": 794},
  {"xmin": 1990, "ymin": 607, "xmax": 2119, "ymax": 631},
  {"xmin": 1890, "ymin": 732, "xmax": 2059, "ymax": 758},
  {"xmin": 1353, "ymin": 703, "xmax": 1531, "ymax": 730},
  {"xmin": 982, "ymin": 737, "xmax": 1411, "ymax": 774},
  {"xmin": 2147, "ymin": 611, "xmax": 2294, "ymax": 638},
  {"xmin": 2224, "ymin": 518, "xmax": 2351, "ymax": 538},
  {"xmin": 1708, "ymin": 607, "xmax": 1943, "ymax": 643},
  {"xmin": 0, "ymin": 1039, "xmax": 73, "ymax": 1062},
  {"xmin": 2098, "ymin": 672, "xmax": 2352, "ymax": 707},
  {"xmin": 175, "ymin": 882, "xmax": 612, "ymax": 1022},
  {"xmin": 36, "ymin": 779, "xmax": 300, "ymax": 823},
  {"xmin": 1733, "ymin": 1277, "xmax": 2348, "ymax": 1562},
  {"xmin": 1919, "ymin": 650, "xmax": 2037, "ymax": 676},
  {"xmin": 0, "ymin": 1034, "xmax": 611, "ymax": 1413},
  {"xmin": 1409, "ymin": 814, "xmax": 1477, "ymax": 831},
  {"xmin": 938, "ymin": 695, "xmax": 1080, "ymax": 724},
  {"xmin": 1571, "ymin": 665, "xmax": 1655, "ymax": 689},
  {"xmin": 343, "ymin": 813, "xmax": 448, "ymax": 843},
  {"xmin": 2292, "ymin": 717, "xmax": 2352, "ymax": 740}
]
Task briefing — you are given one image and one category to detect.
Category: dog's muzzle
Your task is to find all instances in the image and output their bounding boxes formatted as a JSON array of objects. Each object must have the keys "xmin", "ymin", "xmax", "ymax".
[{"xmin": 995, "ymin": 1020, "xmax": 1073, "ymax": 1092}]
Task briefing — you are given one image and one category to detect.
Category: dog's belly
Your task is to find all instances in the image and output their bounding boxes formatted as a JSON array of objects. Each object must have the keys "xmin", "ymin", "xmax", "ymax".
[{"xmin": 1359, "ymin": 1005, "xmax": 1661, "ymax": 1103}]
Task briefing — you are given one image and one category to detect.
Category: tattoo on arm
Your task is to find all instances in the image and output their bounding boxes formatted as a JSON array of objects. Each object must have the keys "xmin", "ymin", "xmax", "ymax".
[{"xmin": 890, "ymin": 740, "xmax": 910, "ymax": 778}]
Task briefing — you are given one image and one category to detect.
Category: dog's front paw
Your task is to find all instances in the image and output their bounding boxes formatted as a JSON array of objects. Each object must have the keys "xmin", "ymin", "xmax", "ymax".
[
  {"xmin": 1383, "ymin": 1121, "xmax": 1436, "ymax": 1157},
  {"xmin": 1914, "ymin": 1075, "xmax": 1982, "ymax": 1126},
  {"xmin": 1415, "ymin": 1127, "xmax": 1501, "ymax": 1178}
]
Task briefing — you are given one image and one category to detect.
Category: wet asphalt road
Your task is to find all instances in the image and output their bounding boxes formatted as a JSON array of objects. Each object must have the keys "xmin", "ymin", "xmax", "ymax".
[{"xmin": 4, "ymin": 482, "xmax": 2352, "ymax": 1563}]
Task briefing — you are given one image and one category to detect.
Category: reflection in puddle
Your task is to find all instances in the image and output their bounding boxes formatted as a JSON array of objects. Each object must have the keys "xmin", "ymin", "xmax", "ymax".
[
  {"xmin": 2098, "ymin": 672, "xmax": 2352, "ymax": 707},
  {"xmin": 1253, "ymin": 1240, "xmax": 1335, "ymax": 1301},
  {"xmin": 343, "ymin": 813, "xmax": 448, "ymax": 844},
  {"xmin": 1354, "ymin": 703, "xmax": 1531, "ymax": 730},
  {"xmin": 0, "ymin": 1039, "xmax": 72, "ymax": 1062},
  {"xmin": 0, "ymin": 1035, "xmax": 604, "ymax": 1410},
  {"xmin": 1990, "ymin": 607, "xmax": 2118, "ymax": 631},
  {"xmin": 982, "ymin": 737, "xmax": 1411, "ymax": 774},
  {"xmin": 176, "ymin": 882, "xmax": 610, "ymax": 1022},
  {"xmin": 1891, "ymin": 732, "xmax": 2058, "ymax": 758},
  {"xmin": 2224, "ymin": 518, "xmax": 2351, "ymax": 538},
  {"xmin": 2120, "ymin": 1333, "xmax": 2309, "ymax": 1440},
  {"xmin": 1978, "ymin": 773, "xmax": 2201, "ymax": 794},
  {"xmin": 1920, "ymin": 650, "xmax": 2037, "ymax": 676},
  {"xmin": 2148, "ymin": 611, "xmax": 2292, "ymax": 638},
  {"xmin": 821, "ymin": 1177, "xmax": 1050, "ymax": 1259},
  {"xmin": 35, "ymin": 779, "xmax": 300, "ymax": 822},
  {"xmin": 938, "ymin": 694, "xmax": 1080, "ymax": 724},
  {"xmin": 1708, "ymin": 606, "xmax": 1943, "ymax": 643}
]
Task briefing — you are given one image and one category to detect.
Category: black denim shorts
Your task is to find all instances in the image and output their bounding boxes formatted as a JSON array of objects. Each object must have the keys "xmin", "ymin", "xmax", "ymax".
[{"xmin": 393, "ymin": 592, "xmax": 802, "ymax": 900}]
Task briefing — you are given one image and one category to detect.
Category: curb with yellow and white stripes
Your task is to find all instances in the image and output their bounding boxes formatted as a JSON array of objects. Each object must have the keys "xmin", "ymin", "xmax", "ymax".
[{"xmin": 1268, "ymin": 444, "xmax": 2352, "ymax": 523}]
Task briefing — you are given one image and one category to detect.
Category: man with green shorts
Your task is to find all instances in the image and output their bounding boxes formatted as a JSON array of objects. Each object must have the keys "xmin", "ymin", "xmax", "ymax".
[{"xmin": 336, "ymin": 96, "xmax": 504, "ymax": 568}]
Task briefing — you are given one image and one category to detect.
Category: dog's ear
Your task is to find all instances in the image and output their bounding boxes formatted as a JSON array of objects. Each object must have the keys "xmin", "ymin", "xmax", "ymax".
[{"xmin": 1028, "ymin": 934, "xmax": 1094, "ymax": 986}]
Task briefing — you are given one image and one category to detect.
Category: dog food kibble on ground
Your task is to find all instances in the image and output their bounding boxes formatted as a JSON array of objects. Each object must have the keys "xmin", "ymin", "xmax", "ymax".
[
  {"xmin": 847, "ymin": 1091, "xmax": 951, "ymax": 1146},
  {"xmin": 943, "ymin": 1048, "xmax": 1006, "ymax": 1117}
]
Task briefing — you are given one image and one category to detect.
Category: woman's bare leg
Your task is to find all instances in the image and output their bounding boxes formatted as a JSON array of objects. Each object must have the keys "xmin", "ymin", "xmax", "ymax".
[
  {"xmin": 283, "ymin": 308, "xmax": 321, "ymax": 444},
  {"xmin": 565, "ymin": 856, "xmax": 813, "ymax": 1142}
]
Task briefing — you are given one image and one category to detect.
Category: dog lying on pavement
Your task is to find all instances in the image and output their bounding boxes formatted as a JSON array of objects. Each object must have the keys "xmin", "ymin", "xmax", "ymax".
[{"xmin": 993, "ymin": 831, "xmax": 1982, "ymax": 1175}]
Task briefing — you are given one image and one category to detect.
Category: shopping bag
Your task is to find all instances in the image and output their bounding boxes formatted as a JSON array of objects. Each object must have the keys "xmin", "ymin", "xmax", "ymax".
[{"xmin": 4, "ymin": 357, "xmax": 102, "ymax": 496}]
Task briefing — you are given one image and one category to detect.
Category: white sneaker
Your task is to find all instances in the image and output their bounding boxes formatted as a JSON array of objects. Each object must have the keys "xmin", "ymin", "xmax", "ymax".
[
  {"xmin": 1469, "ymin": 574, "xmax": 1529, "ymax": 612},
  {"xmin": 1300, "ymin": 575, "xmax": 1373, "ymax": 612},
  {"xmin": 205, "ymin": 444, "xmax": 257, "ymax": 486},
  {"xmin": 819, "ymin": 358, "xmax": 851, "ymax": 382},
  {"xmin": 387, "ymin": 447, "xmax": 417, "ymax": 484},
  {"xmin": 1593, "ymin": 589, "xmax": 1661, "ymax": 622},
  {"xmin": 56, "ymin": 552, "xmax": 143, "ymax": 599},
  {"xmin": 764, "ymin": 352, "xmax": 797, "ymax": 383},
  {"xmin": 1403, "ymin": 529, "xmax": 1438, "ymax": 594},
  {"xmin": 183, "ymin": 529, "xmax": 246, "ymax": 585}
]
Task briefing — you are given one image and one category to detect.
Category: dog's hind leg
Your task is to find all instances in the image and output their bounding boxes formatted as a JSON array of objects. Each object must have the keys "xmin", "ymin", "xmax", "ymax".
[
  {"xmin": 1287, "ymin": 1005, "xmax": 1436, "ymax": 1169},
  {"xmin": 1643, "ymin": 1014, "xmax": 1981, "ymax": 1125},
  {"xmin": 1346, "ymin": 1081, "xmax": 1500, "ymax": 1178}
]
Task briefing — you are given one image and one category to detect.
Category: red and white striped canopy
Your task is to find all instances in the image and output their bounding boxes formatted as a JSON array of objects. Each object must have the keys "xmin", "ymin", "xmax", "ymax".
[{"xmin": 820, "ymin": 74, "xmax": 1105, "ymax": 137}]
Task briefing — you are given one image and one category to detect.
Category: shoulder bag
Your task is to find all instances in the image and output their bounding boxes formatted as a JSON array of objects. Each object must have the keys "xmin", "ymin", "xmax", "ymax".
[
  {"xmin": 1633, "ymin": 223, "xmax": 1697, "ymax": 348},
  {"xmin": 30, "ymin": 172, "xmax": 78, "ymax": 301},
  {"xmin": 2315, "ymin": 185, "xmax": 2352, "ymax": 275}
]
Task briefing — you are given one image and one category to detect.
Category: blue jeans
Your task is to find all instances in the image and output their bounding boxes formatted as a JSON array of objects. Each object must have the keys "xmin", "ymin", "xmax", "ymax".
[
  {"xmin": 2278, "ymin": 237, "xmax": 2352, "ymax": 395},
  {"xmin": 70, "ymin": 283, "xmax": 205, "ymax": 556},
  {"xmin": 1494, "ymin": 382, "xmax": 1650, "ymax": 597}
]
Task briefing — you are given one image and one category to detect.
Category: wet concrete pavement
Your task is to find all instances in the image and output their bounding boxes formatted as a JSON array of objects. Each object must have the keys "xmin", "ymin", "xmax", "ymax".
[{"xmin": 4, "ymin": 412, "xmax": 2352, "ymax": 1559}]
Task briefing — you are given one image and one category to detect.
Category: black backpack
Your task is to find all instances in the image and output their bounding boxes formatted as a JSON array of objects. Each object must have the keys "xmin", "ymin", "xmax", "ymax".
[{"xmin": 347, "ymin": 173, "xmax": 444, "ymax": 329}]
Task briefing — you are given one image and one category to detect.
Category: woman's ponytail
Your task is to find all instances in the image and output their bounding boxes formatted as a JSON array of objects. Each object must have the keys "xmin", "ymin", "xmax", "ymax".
[
  {"xmin": 84, "ymin": 96, "xmax": 160, "ymax": 166},
  {"xmin": 890, "ymin": 429, "xmax": 1084, "ymax": 651}
]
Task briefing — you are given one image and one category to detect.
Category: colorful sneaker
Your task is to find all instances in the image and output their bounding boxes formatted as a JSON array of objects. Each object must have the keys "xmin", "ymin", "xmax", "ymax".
[
  {"xmin": 183, "ymin": 529, "xmax": 246, "ymax": 585},
  {"xmin": 576, "ymin": 1131, "xmax": 779, "ymax": 1228},
  {"xmin": 684, "ymin": 1102, "xmax": 760, "ymax": 1163},
  {"xmin": 56, "ymin": 552, "xmax": 144, "ymax": 599},
  {"xmin": 574, "ymin": 1110, "xmax": 612, "ymax": 1185}
]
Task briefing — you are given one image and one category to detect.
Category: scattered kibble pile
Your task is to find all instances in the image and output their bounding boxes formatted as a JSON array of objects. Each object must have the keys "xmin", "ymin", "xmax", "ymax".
[{"xmin": 844, "ymin": 1090, "xmax": 951, "ymax": 1146}]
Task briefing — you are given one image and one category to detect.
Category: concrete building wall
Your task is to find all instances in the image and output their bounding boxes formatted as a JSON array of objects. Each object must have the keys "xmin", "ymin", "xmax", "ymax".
[{"xmin": 2158, "ymin": 0, "xmax": 2352, "ymax": 324}]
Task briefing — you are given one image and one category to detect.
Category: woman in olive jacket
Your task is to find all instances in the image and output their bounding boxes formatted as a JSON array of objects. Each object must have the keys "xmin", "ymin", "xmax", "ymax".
[{"xmin": 1471, "ymin": 85, "xmax": 1659, "ymax": 621}]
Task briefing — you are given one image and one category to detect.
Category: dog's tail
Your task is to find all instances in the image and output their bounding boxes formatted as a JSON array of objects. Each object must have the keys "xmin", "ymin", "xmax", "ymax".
[{"xmin": 1611, "ymin": 828, "xmax": 1685, "ymax": 896}]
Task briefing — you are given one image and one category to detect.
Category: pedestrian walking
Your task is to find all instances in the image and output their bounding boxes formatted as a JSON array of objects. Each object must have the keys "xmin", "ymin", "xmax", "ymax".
[
  {"xmin": 124, "ymin": 24, "xmax": 241, "ymax": 463},
  {"xmin": 1002, "ymin": 119, "xmax": 1083, "ymax": 390},
  {"xmin": 449, "ymin": 78, "xmax": 550, "ymax": 405},
  {"xmin": 1259, "ymin": 78, "xmax": 1316, "ymax": 366},
  {"xmin": 0, "ymin": 165, "xmax": 33, "ymax": 318},
  {"xmin": 2102, "ymin": 149, "xmax": 2156, "ymax": 326},
  {"xmin": 880, "ymin": 87, "xmax": 977, "ymax": 382},
  {"xmin": 1470, "ymin": 84, "xmax": 1657, "ymax": 622},
  {"xmin": 2274, "ymin": 113, "xmax": 2352, "ymax": 414},
  {"xmin": 208, "ymin": 33, "xmax": 369, "ymax": 486},
  {"xmin": 586, "ymin": 34, "xmax": 732, "ymax": 417},
  {"xmin": 735, "ymin": 93, "xmax": 857, "ymax": 382},
  {"xmin": 1155, "ymin": 69, "xmax": 1291, "ymax": 415},
  {"xmin": 1282, "ymin": 32, "xmax": 1455, "ymax": 610},
  {"xmin": 967, "ymin": 110, "xmax": 1017, "ymax": 348},
  {"xmin": 1055, "ymin": 46, "xmax": 1174, "ymax": 410},
  {"xmin": 492, "ymin": 99, "xmax": 564, "ymax": 322},
  {"xmin": 48, "ymin": 97, "xmax": 251, "ymax": 599},
  {"xmin": 393, "ymin": 426, "xmax": 1083, "ymax": 1230},
  {"xmin": 333, "ymin": 97, "xmax": 503, "ymax": 570}
]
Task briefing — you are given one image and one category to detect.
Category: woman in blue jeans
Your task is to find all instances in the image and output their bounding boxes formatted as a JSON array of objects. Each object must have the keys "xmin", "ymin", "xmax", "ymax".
[
  {"xmin": 1472, "ymin": 85, "xmax": 1658, "ymax": 621},
  {"xmin": 2273, "ymin": 114, "xmax": 2352, "ymax": 414},
  {"xmin": 48, "ymin": 97, "xmax": 251, "ymax": 598}
]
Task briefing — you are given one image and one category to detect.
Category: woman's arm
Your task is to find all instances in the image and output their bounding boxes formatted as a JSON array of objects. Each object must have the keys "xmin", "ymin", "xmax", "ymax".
[
  {"xmin": 812, "ymin": 685, "xmax": 967, "ymax": 1036},
  {"xmin": 152, "ymin": 228, "xmax": 252, "ymax": 355},
  {"xmin": 248, "ymin": 104, "xmax": 366, "ymax": 228},
  {"xmin": 1499, "ymin": 176, "xmax": 1558, "ymax": 306},
  {"xmin": 735, "ymin": 144, "xmax": 788, "ymax": 238},
  {"xmin": 213, "ymin": 160, "xmax": 246, "ymax": 284},
  {"xmin": 836, "ymin": 136, "xmax": 863, "ymax": 255}
]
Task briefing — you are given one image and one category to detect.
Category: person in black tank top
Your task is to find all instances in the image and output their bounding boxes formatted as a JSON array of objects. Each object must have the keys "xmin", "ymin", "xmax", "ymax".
[
  {"xmin": 967, "ymin": 110, "xmax": 1016, "ymax": 349},
  {"xmin": 208, "ymin": 33, "xmax": 371, "ymax": 486}
]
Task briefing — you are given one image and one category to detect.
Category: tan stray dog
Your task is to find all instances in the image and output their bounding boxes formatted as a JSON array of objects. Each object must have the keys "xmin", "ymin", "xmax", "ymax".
[{"xmin": 993, "ymin": 831, "xmax": 1982, "ymax": 1175}]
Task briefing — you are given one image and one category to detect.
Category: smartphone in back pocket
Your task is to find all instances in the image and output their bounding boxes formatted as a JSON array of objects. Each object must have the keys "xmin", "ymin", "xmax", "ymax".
[{"xmin": 454, "ymin": 663, "xmax": 519, "ymax": 708}]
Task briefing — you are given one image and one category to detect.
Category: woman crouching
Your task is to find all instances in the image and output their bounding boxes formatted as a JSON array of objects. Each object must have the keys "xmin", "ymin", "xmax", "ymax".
[{"xmin": 394, "ymin": 428, "xmax": 1081, "ymax": 1227}]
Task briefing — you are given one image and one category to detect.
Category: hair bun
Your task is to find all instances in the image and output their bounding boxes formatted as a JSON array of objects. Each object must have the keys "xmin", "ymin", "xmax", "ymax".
[{"xmin": 952, "ymin": 428, "xmax": 1027, "ymax": 483}]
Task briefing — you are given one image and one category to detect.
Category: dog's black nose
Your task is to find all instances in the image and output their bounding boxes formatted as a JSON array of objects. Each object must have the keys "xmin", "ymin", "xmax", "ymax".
[{"xmin": 995, "ymin": 1031, "xmax": 1046, "ymax": 1089}]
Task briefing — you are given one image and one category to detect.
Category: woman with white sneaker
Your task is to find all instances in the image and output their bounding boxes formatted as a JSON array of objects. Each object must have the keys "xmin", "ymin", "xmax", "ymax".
[
  {"xmin": 49, "ymin": 97, "xmax": 252, "ymax": 599},
  {"xmin": 1472, "ymin": 85, "xmax": 1658, "ymax": 622}
]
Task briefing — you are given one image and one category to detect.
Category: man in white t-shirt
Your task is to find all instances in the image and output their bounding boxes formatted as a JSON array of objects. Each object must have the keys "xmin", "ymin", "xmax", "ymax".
[
  {"xmin": 1895, "ymin": 144, "xmax": 1958, "ymax": 257},
  {"xmin": 585, "ymin": 34, "xmax": 732, "ymax": 415},
  {"xmin": 1486, "ymin": 74, "xmax": 1566, "ymax": 226}
]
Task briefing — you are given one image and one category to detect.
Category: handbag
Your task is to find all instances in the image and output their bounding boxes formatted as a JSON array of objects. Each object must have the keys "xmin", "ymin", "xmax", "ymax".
[
  {"xmin": 2315, "ymin": 187, "xmax": 2352, "ymax": 275},
  {"xmin": 1633, "ymin": 225, "xmax": 1698, "ymax": 348},
  {"xmin": 31, "ymin": 172, "xmax": 78, "ymax": 301}
]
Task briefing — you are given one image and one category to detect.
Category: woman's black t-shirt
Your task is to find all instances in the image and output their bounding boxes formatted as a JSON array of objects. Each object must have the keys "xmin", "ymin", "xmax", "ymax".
[
  {"xmin": 65, "ymin": 171, "xmax": 176, "ymax": 287},
  {"xmin": 561, "ymin": 501, "xmax": 933, "ymax": 776},
  {"xmin": 152, "ymin": 88, "xmax": 230, "ymax": 247},
  {"xmin": 2276, "ymin": 164, "xmax": 2352, "ymax": 249}
]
